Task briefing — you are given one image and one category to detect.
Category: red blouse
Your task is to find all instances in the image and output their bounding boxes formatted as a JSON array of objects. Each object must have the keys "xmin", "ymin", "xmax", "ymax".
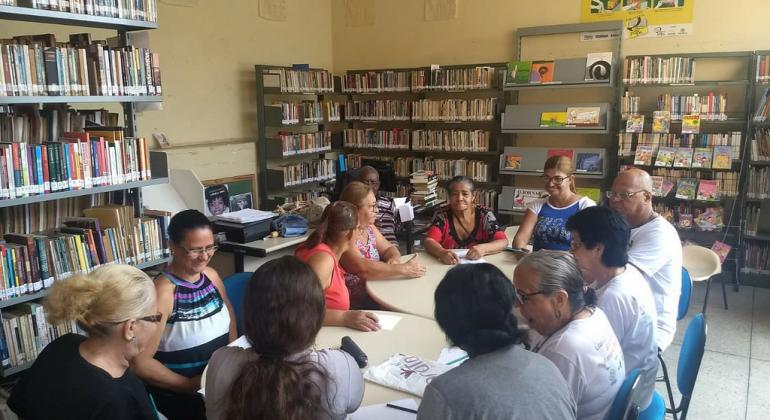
[
  {"xmin": 295, "ymin": 243, "xmax": 350, "ymax": 310},
  {"xmin": 426, "ymin": 205, "xmax": 507, "ymax": 249}
]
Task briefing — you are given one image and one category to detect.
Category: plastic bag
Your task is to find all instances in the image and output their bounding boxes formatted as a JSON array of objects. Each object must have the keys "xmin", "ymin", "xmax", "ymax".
[{"xmin": 363, "ymin": 353, "xmax": 454, "ymax": 397}]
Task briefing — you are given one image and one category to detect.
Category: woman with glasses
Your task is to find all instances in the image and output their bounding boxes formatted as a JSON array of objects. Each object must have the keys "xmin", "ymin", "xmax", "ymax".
[
  {"xmin": 9, "ymin": 265, "xmax": 161, "ymax": 420},
  {"xmin": 512, "ymin": 156, "xmax": 595, "ymax": 251},
  {"xmin": 339, "ymin": 181, "xmax": 426, "ymax": 309},
  {"xmin": 425, "ymin": 176, "xmax": 508, "ymax": 265},
  {"xmin": 513, "ymin": 251, "xmax": 624, "ymax": 420},
  {"xmin": 133, "ymin": 209, "xmax": 237, "ymax": 420}
]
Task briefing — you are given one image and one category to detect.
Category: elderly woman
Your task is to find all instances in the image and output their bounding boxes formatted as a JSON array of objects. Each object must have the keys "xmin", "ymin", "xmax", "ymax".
[
  {"xmin": 418, "ymin": 263, "xmax": 576, "ymax": 420},
  {"xmin": 567, "ymin": 206, "xmax": 658, "ymax": 410},
  {"xmin": 9, "ymin": 265, "xmax": 161, "ymax": 420},
  {"xmin": 512, "ymin": 156, "xmax": 595, "ymax": 251},
  {"xmin": 424, "ymin": 176, "xmax": 508, "ymax": 265},
  {"xmin": 513, "ymin": 250, "xmax": 624, "ymax": 420},
  {"xmin": 339, "ymin": 181, "xmax": 426, "ymax": 308}
]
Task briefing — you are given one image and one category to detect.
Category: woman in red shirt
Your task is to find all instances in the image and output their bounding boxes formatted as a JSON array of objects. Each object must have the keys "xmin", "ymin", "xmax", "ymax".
[
  {"xmin": 295, "ymin": 201, "xmax": 381, "ymax": 331},
  {"xmin": 425, "ymin": 176, "xmax": 509, "ymax": 265}
]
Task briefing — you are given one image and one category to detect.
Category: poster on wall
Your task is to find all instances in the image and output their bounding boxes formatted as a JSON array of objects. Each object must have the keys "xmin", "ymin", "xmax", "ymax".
[
  {"xmin": 581, "ymin": 0, "xmax": 694, "ymax": 39},
  {"xmin": 202, "ymin": 175, "xmax": 257, "ymax": 217}
]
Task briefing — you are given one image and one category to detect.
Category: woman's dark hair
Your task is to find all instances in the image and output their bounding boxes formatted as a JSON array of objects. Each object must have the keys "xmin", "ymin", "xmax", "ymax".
[
  {"xmin": 434, "ymin": 264, "xmax": 523, "ymax": 357},
  {"xmin": 445, "ymin": 175, "xmax": 476, "ymax": 194},
  {"xmin": 305, "ymin": 201, "xmax": 358, "ymax": 249},
  {"xmin": 517, "ymin": 250, "xmax": 596, "ymax": 310},
  {"xmin": 566, "ymin": 206, "xmax": 630, "ymax": 268},
  {"xmin": 167, "ymin": 209, "xmax": 212, "ymax": 244},
  {"xmin": 225, "ymin": 255, "xmax": 330, "ymax": 420}
]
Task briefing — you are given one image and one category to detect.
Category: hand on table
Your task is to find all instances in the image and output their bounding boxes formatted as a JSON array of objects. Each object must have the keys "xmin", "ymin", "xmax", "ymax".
[
  {"xmin": 386, "ymin": 257, "xmax": 401, "ymax": 265},
  {"xmin": 466, "ymin": 246, "xmax": 485, "ymax": 260},
  {"xmin": 440, "ymin": 250, "xmax": 459, "ymax": 265},
  {"xmin": 400, "ymin": 256, "xmax": 427, "ymax": 278},
  {"xmin": 344, "ymin": 310, "xmax": 381, "ymax": 332}
]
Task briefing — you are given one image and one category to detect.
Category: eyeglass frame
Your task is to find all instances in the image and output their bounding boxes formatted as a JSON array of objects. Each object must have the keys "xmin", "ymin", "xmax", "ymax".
[
  {"xmin": 180, "ymin": 244, "xmax": 219, "ymax": 257},
  {"xmin": 138, "ymin": 312, "xmax": 163, "ymax": 323},
  {"xmin": 605, "ymin": 190, "xmax": 649, "ymax": 200},
  {"xmin": 541, "ymin": 174, "xmax": 572, "ymax": 185},
  {"xmin": 515, "ymin": 289, "xmax": 546, "ymax": 305}
]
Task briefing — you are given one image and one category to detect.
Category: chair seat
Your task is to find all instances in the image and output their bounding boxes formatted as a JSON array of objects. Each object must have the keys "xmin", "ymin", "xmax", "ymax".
[
  {"xmin": 638, "ymin": 392, "xmax": 665, "ymax": 420},
  {"xmin": 682, "ymin": 245, "xmax": 721, "ymax": 281}
]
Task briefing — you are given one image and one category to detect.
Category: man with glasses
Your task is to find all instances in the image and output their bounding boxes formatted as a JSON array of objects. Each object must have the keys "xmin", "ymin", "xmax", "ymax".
[{"xmin": 608, "ymin": 168, "xmax": 681, "ymax": 351}]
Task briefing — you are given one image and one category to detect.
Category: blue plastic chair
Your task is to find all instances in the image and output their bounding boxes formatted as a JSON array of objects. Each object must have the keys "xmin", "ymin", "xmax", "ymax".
[
  {"xmin": 641, "ymin": 314, "xmax": 707, "ymax": 420},
  {"xmin": 659, "ymin": 267, "xmax": 693, "ymax": 410},
  {"xmin": 223, "ymin": 272, "xmax": 253, "ymax": 335},
  {"xmin": 609, "ymin": 368, "xmax": 642, "ymax": 420}
]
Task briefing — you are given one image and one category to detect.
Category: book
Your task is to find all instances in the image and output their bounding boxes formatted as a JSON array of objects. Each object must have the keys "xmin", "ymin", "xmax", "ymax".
[
  {"xmin": 626, "ymin": 115, "xmax": 644, "ymax": 133},
  {"xmin": 634, "ymin": 145, "xmax": 654, "ymax": 166},
  {"xmin": 547, "ymin": 148, "xmax": 574, "ymax": 160},
  {"xmin": 681, "ymin": 114, "xmax": 701, "ymax": 134},
  {"xmin": 695, "ymin": 207, "xmax": 724, "ymax": 231},
  {"xmin": 651, "ymin": 176, "xmax": 675, "ymax": 197},
  {"xmin": 530, "ymin": 61, "xmax": 555, "ymax": 83},
  {"xmin": 692, "ymin": 148, "xmax": 713, "ymax": 169},
  {"xmin": 576, "ymin": 187, "xmax": 601, "ymax": 203},
  {"xmin": 652, "ymin": 110, "xmax": 671, "ymax": 133},
  {"xmin": 585, "ymin": 52, "xmax": 613, "ymax": 81},
  {"xmin": 575, "ymin": 152, "xmax": 603, "ymax": 173},
  {"xmin": 711, "ymin": 240, "xmax": 732, "ymax": 263},
  {"xmin": 504, "ymin": 154, "xmax": 522, "ymax": 169},
  {"xmin": 675, "ymin": 178, "xmax": 698, "ymax": 200},
  {"xmin": 678, "ymin": 213, "xmax": 694, "ymax": 229},
  {"xmin": 566, "ymin": 107, "xmax": 601, "ymax": 127},
  {"xmin": 539, "ymin": 112, "xmax": 567, "ymax": 127},
  {"xmin": 512, "ymin": 188, "xmax": 547, "ymax": 211},
  {"xmin": 505, "ymin": 61, "xmax": 533, "ymax": 85},
  {"xmin": 673, "ymin": 147, "xmax": 694, "ymax": 168},
  {"xmin": 696, "ymin": 180, "xmax": 719, "ymax": 201},
  {"xmin": 712, "ymin": 146, "xmax": 733, "ymax": 170},
  {"xmin": 654, "ymin": 147, "xmax": 676, "ymax": 167}
]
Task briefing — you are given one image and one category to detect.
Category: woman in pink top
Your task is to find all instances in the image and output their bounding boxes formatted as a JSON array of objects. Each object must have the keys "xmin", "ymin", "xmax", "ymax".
[{"xmin": 295, "ymin": 201, "xmax": 381, "ymax": 332}]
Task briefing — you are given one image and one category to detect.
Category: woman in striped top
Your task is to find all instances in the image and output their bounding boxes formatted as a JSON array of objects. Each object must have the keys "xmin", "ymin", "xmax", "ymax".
[{"xmin": 132, "ymin": 209, "xmax": 237, "ymax": 420}]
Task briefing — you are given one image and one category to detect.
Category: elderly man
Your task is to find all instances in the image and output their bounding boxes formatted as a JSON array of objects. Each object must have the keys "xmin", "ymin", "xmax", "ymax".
[
  {"xmin": 608, "ymin": 168, "xmax": 682, "ymax": 351},
  {"xmin": 356, "ymin": 166, "xmax": 399, "ymax": 246}
]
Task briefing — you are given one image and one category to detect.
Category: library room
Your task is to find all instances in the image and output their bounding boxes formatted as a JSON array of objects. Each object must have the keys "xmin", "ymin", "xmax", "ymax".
[{"xmin": 0, "ymin": 0, "xmax": 769, "ymax": 419}]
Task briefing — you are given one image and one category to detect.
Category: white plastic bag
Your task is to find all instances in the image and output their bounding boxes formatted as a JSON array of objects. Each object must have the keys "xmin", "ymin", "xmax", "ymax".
[{"xmin": 363, "ymin": 353, "xmax": 454, "ymax": 397}]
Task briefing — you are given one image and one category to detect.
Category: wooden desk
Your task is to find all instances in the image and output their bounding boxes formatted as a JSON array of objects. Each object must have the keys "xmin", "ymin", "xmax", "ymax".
[
  {"xmin": 315, "ymin": 311, "xmax": 447, "ymax": 406},
  {"xmin": 366, "ymin": 252, "xmax": 522, "ymax": 320},
  {"xmin": 217, "ymin": 233, "xmax": 310, "ymax": 272}
]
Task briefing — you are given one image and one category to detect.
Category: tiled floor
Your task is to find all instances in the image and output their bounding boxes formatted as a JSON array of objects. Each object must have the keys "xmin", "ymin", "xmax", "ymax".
[{"xmin": 656, "ymin": 281, "xmax": 770, "ymax": 420}]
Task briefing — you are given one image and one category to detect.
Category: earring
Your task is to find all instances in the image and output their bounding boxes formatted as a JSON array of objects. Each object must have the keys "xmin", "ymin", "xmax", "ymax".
[
  {"xmin": 555, "ymin": 310, "xmax": 562, "ymax": 320},
  {"xmin": 127, "ymin": 336, "xmax": 136, "ymax": 342}
]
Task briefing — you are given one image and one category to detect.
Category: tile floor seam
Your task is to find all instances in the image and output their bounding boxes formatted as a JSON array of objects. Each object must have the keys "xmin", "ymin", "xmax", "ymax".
[{"xmin": 744, "ymin": 287, "xmax": 755, "ymax": 420}]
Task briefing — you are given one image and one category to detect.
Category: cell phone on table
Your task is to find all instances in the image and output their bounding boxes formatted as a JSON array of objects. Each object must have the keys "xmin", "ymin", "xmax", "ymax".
[{"xmin": 506, "ymin": 246, "xmax": 531, "ymax": 254}]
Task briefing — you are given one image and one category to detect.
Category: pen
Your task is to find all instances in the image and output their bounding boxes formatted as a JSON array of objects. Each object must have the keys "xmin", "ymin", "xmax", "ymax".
[
  {"xmin": 386, "ymin": 403, "xmax": 418, "ymax": 414},
  {"xmin": 445, "ymin": 354, "xmax": 469, "ymax": 366}
]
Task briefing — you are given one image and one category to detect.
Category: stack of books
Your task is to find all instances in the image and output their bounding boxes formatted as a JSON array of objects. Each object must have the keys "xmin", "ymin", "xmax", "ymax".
[{"xmin": 410, "ymin": 170, "xmax": 438, "ymax": 208}]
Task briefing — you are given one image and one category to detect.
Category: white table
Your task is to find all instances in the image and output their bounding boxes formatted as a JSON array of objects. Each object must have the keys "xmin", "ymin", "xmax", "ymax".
[
  {"xmin": 315, "ymin": 311, "xmax": 447, "ymax": 406},
  {"xmin": 366, "ymin": 252, "xmax": 523, "ymax": 319}
]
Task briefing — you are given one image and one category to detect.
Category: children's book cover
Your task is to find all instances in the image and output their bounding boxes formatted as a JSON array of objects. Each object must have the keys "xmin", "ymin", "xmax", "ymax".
[
  {"xmin": 654, "ymin": 146, "xmax": 676, "ymax": 167},
  {"xmin": 681, "ymin": 114, "xmax": 701, "ymax": 134},
  {"xmin": 696, "ymin": 179, "xmax": 719, "ymax": 201},
  {"xmin": 626, "ymin": 114, "xmax": 644, "ymax": 133},
  {"xmin": 712, "ymin": 146, "xmax": 733, "ymax": 169},
  {"xmin": 675, "ymin": 178, "xmax": 698, "ymax": 200},
  {"xmin": 652, "ymin": 110, "xmax": 671, "ymax": 133},
  {"xmin": 530, "ymin": 61, "xmax": 555, "ymax": 83},
  {"xmin": 673, "ymin": 147, "xmax": 694, "ymax": 168},
  {"xmin": 692, "ymin": 148, "xmax": 712, "ymax": 168},
  {"xmin": 635, "ymin": 145, "xmax": 654, "ymax": 166}
]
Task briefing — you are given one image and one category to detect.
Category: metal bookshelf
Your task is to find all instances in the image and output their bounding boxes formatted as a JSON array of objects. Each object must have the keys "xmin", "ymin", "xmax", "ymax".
[
  {"xmin": 0, "ymin": 95, "xmax": 163, "ymax": 105},
  {"xmin": 0, "ymin": 5, "xmax": 157, "ymax": 30}
]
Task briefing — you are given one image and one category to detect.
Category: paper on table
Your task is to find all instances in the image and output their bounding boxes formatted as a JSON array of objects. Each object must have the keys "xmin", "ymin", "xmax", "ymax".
[
  {"xmin": 437, "ymin": 346, "xmax": 469, "ymax": 365},
  {"xmin": 374, "ymin": 313, "xmax": 402, "ymax": 330},
  {"xmin": 350, "ymin": 398, "xmax": 418, "ymax": 419},
  {"xmin": 215, "ymin": 208, "xmax": 275, "ymax": 224},
  {"xmin": 451, "ymin": 249, "xmax": 488, "ymax": 264}
]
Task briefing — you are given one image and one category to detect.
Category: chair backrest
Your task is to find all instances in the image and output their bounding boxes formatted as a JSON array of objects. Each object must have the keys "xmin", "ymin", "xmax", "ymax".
[
  {"xmin": 678, "ymin": 267, "xmax": 693, "ymax": 321},
  {"xmin": 609, "ymin": 368, "xmax": 642, "ymax": 420},
  {"xmin": 223, "ymin": 272, "xmax": 253, "ymax": 334},
  {"xmin": 677, "ymin": 313, "xmax": 707, "ymax": 397},
  {"xmin": 682, "ymin": 245, "xmax": 722, "ymax": 280}
]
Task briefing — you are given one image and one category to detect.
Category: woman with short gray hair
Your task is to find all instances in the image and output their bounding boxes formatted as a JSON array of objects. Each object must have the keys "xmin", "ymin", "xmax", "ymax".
[{"xmin": 513, "ymin": 250, "xmax": 625, "ymax": 420}]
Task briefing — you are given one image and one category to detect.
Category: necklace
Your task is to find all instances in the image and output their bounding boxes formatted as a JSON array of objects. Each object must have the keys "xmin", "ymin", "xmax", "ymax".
[{"xmin": 532, "ymin": 305, "xmax": 596, "ymax": 353}]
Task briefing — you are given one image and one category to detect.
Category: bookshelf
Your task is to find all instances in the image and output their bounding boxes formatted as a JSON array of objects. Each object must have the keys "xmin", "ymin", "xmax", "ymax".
[
  {"xmin": 0, "ymin": 2, "xmax": 168, "ymax": 377},
  {"xmin": 498, "ymin": 21, "xmax": 623, "ymax": 219},
  {"xmin": 617, "ymin": 51, "xmax": 755, "ymax": 287},
  {"xmin": 254, "ymin": 65, "xmax": 345, "ymax": 210}
]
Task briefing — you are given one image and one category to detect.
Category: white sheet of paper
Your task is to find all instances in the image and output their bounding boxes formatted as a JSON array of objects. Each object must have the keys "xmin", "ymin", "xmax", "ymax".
[
  {"xmin": 451, "ymin": 249, "xmax": 488, "ymax": 264},
  {"xmin": 437, "ymin": 346, "xmax": 468, "ymax": 365},
  {"xmin": 375, "ymin": 313, "xmax": 402, "ymax": 330},
  {"xmin": 393, "ymin": 197, "xmax": 408, "ymax": 208},
  {"xmin": 350, "ymin": 398, "xmax": 418, "ymax": 419}
]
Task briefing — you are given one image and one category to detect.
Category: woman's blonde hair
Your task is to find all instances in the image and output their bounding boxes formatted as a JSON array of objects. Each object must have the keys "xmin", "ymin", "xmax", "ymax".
[
  {"xmin": 543, "ymin": 155, "xmax": 577, "ymax": 193},
  {"xmin": 44, "ymin": 264, "xmax": 156, "ymax": 336},
  {"xmin": 340, "ymin": 181, "xmax": 373, "ymax": 208}
]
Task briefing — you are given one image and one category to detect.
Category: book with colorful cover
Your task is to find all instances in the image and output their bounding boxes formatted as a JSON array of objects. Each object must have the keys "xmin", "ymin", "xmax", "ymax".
[
  {"xmin": 695, "ymin": 207, "xmax": 724, "ymax": 231},
  {"xmin": 575, "ymin": 152, "xmax": 603, "ymax": 173},
  {"xmin": 530, "ymin": 61, "xmax": 555, "ymax": 83},
  {"xmin": 504, "ymin": 154, "xmax": 522, "ymax": 169},
  {"xmin": 712, "ymin": 146, "xmax": 733, "ymax": 169},
  {"xmin": 540, "ymin": 112, "xmax": 568, "ymax": 127},
  {"xmin": 576, "ymin": 187, "xmax": 601, "ymax": 203},
  {"xmin": 505, "ymin": 61, "xmax": 533, "ymax": 85},
  {"xmin": 673, "ymin": 147, "xmax": 694, "ymax": 168},
  {"xmin": 634, "ymin": 145, "xmax": 654, "ymax": 166},
  {"xmin": 692, "ymin": 148, "xmax": 713, "ymax": 168},
  {"xmin": 651, "ymin": 176, "xmax": 675, "ymax": 197},
  {"xmin": 711, "ymin": 240, "xmax": 732, "ymax": 263},
  {"xmin": 678, "ymin": 213, "xmax": 694, "ymax": 229},
  {"xmin": 675, "ymin": 178, "xmax": 698, "ymax": 200},
  {"xmin": 696, "ymin": 179, "xmax": 719, "ymax": 201},
  {"xmin": 654, "ymin": 147, "xmax": 676, "ymax": 167},
  {"xmin": 566, "ymin": 107, "xmax": 601, "ymax": 127},
  {"xmin": 681, "ymin": 114, "xmax": 701, "ymax": 134},
  {"xmin": 626, "ymin": 115, "xmax": 644, "ymax": 133},
  {"xmin": 652, "ymin": 110, "xmax": 671, "ymax": 133},
  {"xmin": 547, "ymin": 148, "xmax": 574, "ymax": 160},
  {"xmin": 512, "ymin": 188, "xmax": 547, "ymax": 211},
  {"xmin": 661, "ymin": 178, "xmax": 676, "ymax": 197}
]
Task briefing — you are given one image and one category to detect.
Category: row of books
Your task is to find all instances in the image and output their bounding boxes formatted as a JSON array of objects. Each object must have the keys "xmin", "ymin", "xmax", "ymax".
[
  {"xmin": 5, "ymin": 0, "xmax": 158, "ymax": 22},
  {"xmin": 278, "ymin": 131, "xmax": 331, "ymax": 157},
  {"xmin": 0, "ymin": 136, "xmax": 152, "ymax": 200},
  {"xmin": 623, "ymin": 56, "xmax": 695, "ymax": 84},
  {"xmin": 341, "ymin": 71, "xmax": 410, "ymax": 93},
  {"xmin": 411, "ymin": 129, "xmax": 491, "ymax": 152},
  {"xmin": 654, "ymin": 203, "xmax": 725, "ymax": 232},
  {"xmin": 410, "ymin": 157, "xmax": 490, "ymax": 182},
  {"xmin": 411, "ymin": 98, "xmax": 497, "ymax": 122},
  {"xmin": 343, "ymin": 128, "xmax": 409, "ymax": 150},
  {"xmin": 621, "ymin": 92, "xmax": 729, "ymax": 121},
  {"xmin": 753, "ymin": 88, "xmax": 770, "ymax": 122},
  {"xmin": 274, "ymin": 101, "xmax": 331, "ymax": 125},
  {"xmin": 0, "ymin": 303, "xmax": 79, "ymax": 369},
  {"xmin": 650, "ymin": 169, "xmax": 738, "ymax": 198},
  {"xmin": 0, "ymin": 193, "xmax": 113, "ymax": 234},
  {"xmin": 633, "ymin": 145, "xmax": 734, "ymax": 169},
  {"xmin": 757, "ymin": 55, "xmax": 770, "ymax": 82},
  {"xmin": 411, "ymin": 67, "xmax": 498, "ymax": 91},
  {"xmin": 0, "ymin": 105, "xmax": 118, "ymax": 144},
  {"xmin": 1, "ymin": 34, "xmax": 162, "ymax": 97},
  {"xmin": 263, "ymin": 68, "xmax": 334, "ymax": 94},
  {"xmin": 741, "ymin": 241, "xmax": 770, "ymax": 275},
  {"xmin": 746, "ymin": 167, "xmax": 769, "ymax": 199},
  {"xmin": 345, "ymin": 100, "xmax": 411, "ymax": 121},
  {"xmin": 750, "ymin": 131, "xmax": 770, "ymax": 162},
  {"xmin": 744, "ymin": 204, "xmax": 764, "ymax": 237},
  {"xmin": 434, "ymin": 187, "xmax": 498, "ymax": 209},
  {"xmin": 618, "ymin": 132, "xmax": 741, "ymax": 159},
  {"xmin": 275, "ymin": 159, "xmax": 335, "ymax": 187},
  {"xmin": 650, "ymin": 176, "xmax": 720, "ymax": 201}
]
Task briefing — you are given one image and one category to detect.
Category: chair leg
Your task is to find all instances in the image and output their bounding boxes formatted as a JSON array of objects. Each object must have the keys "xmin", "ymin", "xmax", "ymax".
[
  {"xmin": 659, "ymin": 351, "xmax": 677, "ymax": 420},
  {"xmin": 720, "ymin": 274, "xmax": 728, "ymax": 310},
  {"xmin": 702, "ymin": 277, "xmax": 712, "ymax": 315}
]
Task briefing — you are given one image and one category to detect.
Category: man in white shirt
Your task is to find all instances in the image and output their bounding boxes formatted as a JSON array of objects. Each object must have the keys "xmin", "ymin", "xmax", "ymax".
[{"xmin": 609, "ymin": 169, "xmax": 682, "ymax": 351}]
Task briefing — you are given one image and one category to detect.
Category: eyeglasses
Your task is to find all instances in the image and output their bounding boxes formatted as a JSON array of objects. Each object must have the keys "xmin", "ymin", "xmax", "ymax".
[
  {"xmin": 541, "ymin": 175, "xmax": 570, "ymax": 185},
  {"xmin": 138, "ymin": 312, "xmax": 163, "ymax": 323},
  {"xmin": 515, "ymin": 290, "xmax": 545, "ymax": 305},
  {"xmin": 569, "ymin": 239, "xmax": 584, "ymax": 252},
  {"xmin": 605, "ymin": 190, "xmax": 647, "ymax": 200},
  {"xmin": 182, "ymin": 244, "xmax": 218, "ymax": 257}
]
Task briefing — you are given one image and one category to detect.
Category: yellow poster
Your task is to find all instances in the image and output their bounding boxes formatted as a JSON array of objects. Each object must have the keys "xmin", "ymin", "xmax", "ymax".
[{"xmin": 581, "ymin": 0, "xmax": 694, "ymax": 39}]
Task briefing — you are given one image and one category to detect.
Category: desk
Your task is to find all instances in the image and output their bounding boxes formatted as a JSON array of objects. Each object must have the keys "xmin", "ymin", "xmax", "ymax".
[
  {"xmin": 217, "ymin": 233, "xmax": 310, "ymax": 272},
  {"xmin": 315, "ymin": 311, "xmax": 447, "ymax": 406},
  {"xmin": 367, "ymin": 252, "xmax": 522, "ymax": 319}
]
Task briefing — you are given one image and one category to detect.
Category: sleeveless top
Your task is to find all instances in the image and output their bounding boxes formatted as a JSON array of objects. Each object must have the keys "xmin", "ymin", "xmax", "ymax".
[
  {"xmin": 425, "ymin": 204, "xmax": 507, "ymax": 249},
  {"xmin": 155, "ymin": 271, "xmax": 231, "ymax": 377},
  {"xmin": 295, "ymin": 242, "xmax": 350, "ymax": 310},
  {"xmin": 528, "ymin": 196, "xmax": 596, "ymax": 251},
  {"xmin": 345, "ymin": 226, "xmax": 380, "ymax": 309}
]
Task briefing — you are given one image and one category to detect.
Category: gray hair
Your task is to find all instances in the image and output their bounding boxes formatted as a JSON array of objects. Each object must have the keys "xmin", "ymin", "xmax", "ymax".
[{"xmin": 517, "ymin": 250, "xmax": 594, "ymax": 310}]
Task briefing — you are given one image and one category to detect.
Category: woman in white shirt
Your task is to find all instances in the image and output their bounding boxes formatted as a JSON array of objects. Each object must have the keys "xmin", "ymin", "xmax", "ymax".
[
  {"xmin": 567, "ymin": 206, "xmax": 658, "ymax": 410},
  {"xmin": 514, "ymin": 250, "xmax": 625, "ymax": 420}
]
